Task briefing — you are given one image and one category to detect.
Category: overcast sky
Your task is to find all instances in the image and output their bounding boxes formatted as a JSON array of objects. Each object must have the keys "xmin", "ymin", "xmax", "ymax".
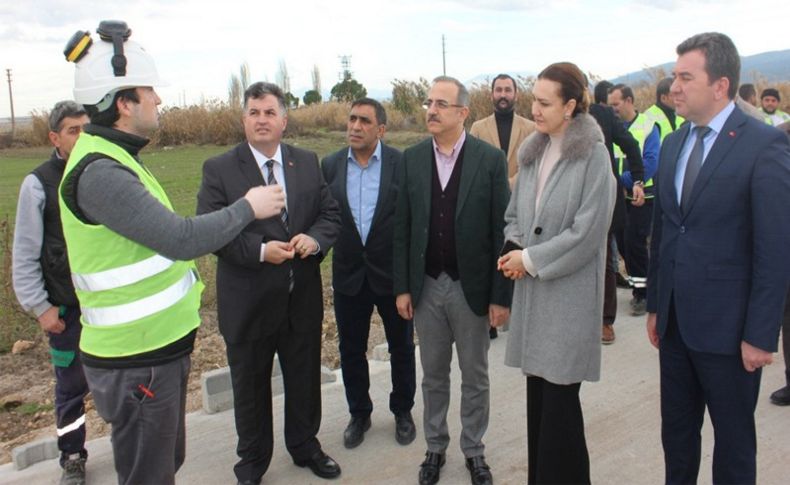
[{"xmin": 1, "ymin": 0, "xmax": 788, "ymax": 118}]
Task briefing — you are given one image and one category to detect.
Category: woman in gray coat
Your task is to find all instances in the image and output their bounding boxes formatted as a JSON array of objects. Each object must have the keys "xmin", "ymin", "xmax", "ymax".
[{"xmin": 498, "ymin": 62, "xmax": 616, "ymax": 484}]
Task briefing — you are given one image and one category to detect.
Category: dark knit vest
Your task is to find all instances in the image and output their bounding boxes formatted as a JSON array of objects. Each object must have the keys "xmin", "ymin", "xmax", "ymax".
[
  {"xmin": 425, "ymin": 142, "xmax": 466, "ymax": 280},
  {"xmin": 31, "ymin": 151, "xmax": 79, "ymax": 307}
]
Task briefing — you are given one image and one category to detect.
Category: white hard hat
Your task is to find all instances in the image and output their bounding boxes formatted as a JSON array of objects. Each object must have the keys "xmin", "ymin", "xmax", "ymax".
[{"xmin": 65, "ymin": 21, "xmax": 168, "ymax": 110}]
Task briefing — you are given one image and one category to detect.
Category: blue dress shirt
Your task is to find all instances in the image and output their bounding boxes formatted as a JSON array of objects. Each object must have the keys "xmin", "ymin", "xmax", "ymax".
[{"xmin": 346, "ymin": 141, "xmax": 382, "ymax": 244}]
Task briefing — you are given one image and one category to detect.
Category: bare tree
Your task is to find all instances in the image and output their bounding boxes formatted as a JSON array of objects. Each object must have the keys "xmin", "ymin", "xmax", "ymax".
[
  {"xmin": 276, "ymin": 59, "xmax": 290, "ymax": 94},
  {"xmin": 228, "ymin": 62, "xmax": 251, "ymax": 107},
  {"xmin": 311, "ymin": 64, "xmax": 322, "ymax": 94}
]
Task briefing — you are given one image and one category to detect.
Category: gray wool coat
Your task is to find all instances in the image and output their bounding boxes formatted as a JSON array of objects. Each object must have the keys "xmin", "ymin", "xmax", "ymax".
[{"xmin": 503, "ymin": 113, "xmax": 616, "ymax": 384}]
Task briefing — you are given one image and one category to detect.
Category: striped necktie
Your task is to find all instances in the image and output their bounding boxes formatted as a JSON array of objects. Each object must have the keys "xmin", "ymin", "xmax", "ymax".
[{"xmin": 265, "ymin": 159, "xmax": 288, "ymax": 229}]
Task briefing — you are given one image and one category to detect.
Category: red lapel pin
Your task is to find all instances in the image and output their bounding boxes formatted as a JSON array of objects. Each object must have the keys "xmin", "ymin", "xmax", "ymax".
[
  {"xmin": 288, "ymin": 160, "xmax": 294, "ymax": 167},
  {"xmin": 728, "ymin": 131, "xmax": 736, "ymax": 138}
]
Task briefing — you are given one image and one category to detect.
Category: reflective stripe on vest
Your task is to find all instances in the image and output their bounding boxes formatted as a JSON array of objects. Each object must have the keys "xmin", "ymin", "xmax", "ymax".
[
  {"xmin": 81, "ymin": 269, "xmax": 197, "ymax": 326},
  {"xmin": 72, "ymin": 254, "xmax": 174, "ymax": 292},
  {"xmin": 59, "ymin": 132, "xmax": 203, "ymax": 358}
]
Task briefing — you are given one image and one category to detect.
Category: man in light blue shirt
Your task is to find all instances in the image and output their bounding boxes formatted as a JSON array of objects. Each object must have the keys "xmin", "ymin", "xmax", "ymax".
[{"xmin": 321, "ymin": 99, "xmax": 416, "ymax": 451}]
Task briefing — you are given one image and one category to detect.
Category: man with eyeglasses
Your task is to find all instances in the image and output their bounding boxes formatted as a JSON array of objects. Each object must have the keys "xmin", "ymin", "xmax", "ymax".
[{"xmin": 393, "ymin": 76, "xmax": 512, "ymax": 485}]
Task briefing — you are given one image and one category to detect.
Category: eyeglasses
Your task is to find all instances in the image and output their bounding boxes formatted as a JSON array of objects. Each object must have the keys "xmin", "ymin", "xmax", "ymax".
[{"xmin": 422, "ymin": 99, "xmax": 464, "ymax": 110}]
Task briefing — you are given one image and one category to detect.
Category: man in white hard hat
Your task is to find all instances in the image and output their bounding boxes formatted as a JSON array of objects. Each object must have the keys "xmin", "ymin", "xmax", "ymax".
[{"xmin": 58, "ymin": 21, "xmax": 285, "ymax": 484}]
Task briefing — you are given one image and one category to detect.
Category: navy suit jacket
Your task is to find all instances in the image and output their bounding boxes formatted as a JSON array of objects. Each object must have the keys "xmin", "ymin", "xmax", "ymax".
[
  {"xmin": 647, "ymin": 106, "xmax": 790, "ymax": 354},
  {"xmin": 321, "ymin": 143, "xmax": 402, "ymax": 297}
]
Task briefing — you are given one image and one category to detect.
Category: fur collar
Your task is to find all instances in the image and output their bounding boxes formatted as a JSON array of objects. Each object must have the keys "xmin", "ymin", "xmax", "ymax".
[{"xmin": 517, "ymin": 113, "xmax": 603, "ymax": 166}]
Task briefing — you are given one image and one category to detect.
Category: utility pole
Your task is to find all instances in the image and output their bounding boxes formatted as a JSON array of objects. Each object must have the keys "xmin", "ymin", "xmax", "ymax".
[
  {"xmin": 5, "ymin": 69, "xmax": 15, "ymax": 136},
  {"xmin": 441, "ymin": 35, "xmax": 446, "ymax": 76}
]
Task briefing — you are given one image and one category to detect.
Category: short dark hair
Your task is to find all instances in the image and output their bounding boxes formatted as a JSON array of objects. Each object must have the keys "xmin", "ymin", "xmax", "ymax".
[
  {"xmin": 85, "ymin": 88, "xmax": 140, "ymax": 127},
  {"xmin": 49, "ymin": 100, "xmax": 87, "ymax": 132},
  {"xmin": 761, "ymin": 88, "xmax": 781, "ymax": 101},
  {"xmin": 351, "ymin": 97, "xmax": 387, "ymax": 125},
  {"xmin": 738, "ymin": 83, "xmax": 756, "ymax": 100},
  {"xmin": 594, "ymin": 81, "xmax": 613, "ymax": 105},
  {"xmin": 676, "ymin": 32, "xmax": 740, "ymax": 99},
  {"xmin": 491, "ymin": 74, "xmax": 517, "ymax": 93},
  {"xmin": 244, "ymin": 82, "xmax": 287, "ymax": 113},
  {"xmin": 610, "ymin": 84, "xmax": 634, "ymax": 103},
  {"xmin": 537, "ymin": 62, "xmax": 590, "ymax": 117},
  {"xmin": 432, "ymin": 76, "xmax": 469, "ymax": 106},
  {"xmin": 656, "ymin": 77, "xmax": 673, "ymax": 102}
]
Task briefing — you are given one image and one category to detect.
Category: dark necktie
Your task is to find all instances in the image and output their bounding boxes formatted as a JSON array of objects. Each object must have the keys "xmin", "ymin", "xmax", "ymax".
[
  {"xmin": 265, "ymin": 159, "xmax": 288, "ymax": 229},
  {"xmin": 265, "ymin": 159, "xmax": 294, "ymax": 291},
  {"xmin": 680, "ymin": 126, "xmax": 711, "ymax": 211}
]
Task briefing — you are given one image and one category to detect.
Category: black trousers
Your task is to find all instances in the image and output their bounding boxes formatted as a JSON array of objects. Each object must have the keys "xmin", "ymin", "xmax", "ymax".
[
  {"xmin": 48, "ymin": 306, "xmax": 89, "ymax": 464},
  {"xmin": 660, "ymin": 299, "xmax": 760, "ymax": 485},
  {"xmin": 334, "ymin": 279, "xmax": 416, "ymax": 417},
  {"xmin": 226, "ymin": 316, "xmax": 322, "ymax": 482},
  {"xmin": 782, "ymin": 288, "xmax": 790, "ymax": 386},
  {"xmin": 526, "ymin": 376, "xmax": 590, "ymax": 485},
  {"xmin": 603, "ymin": 234, "xmax": 617, "ymax": 326},
  {"xmin": 623, "ymin": 200, "xmax": 653, "ymax": 299}
]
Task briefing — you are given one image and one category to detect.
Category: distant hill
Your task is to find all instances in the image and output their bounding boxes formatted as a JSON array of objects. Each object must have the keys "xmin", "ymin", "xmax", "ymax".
[{"xmin": 610, "ymin": 49, "xmax": 790, "ymax": 85}]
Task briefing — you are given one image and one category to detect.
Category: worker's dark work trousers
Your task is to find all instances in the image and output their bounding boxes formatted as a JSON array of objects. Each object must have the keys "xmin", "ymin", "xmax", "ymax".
[
  {"xmin": 84, "ymin": 354, "xmax": 190, "ymax": 485},
  {"xmin": 624, "ymin": 199, "xmax": 653, "ymax": 299},
  {"xmin": 48, "ymin": 306, "xmax": 89, "ymax": 466}
]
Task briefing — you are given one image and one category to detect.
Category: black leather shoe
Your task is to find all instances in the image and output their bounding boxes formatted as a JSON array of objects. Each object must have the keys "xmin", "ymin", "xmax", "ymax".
[
  {"xmin": 395, "ymin": 412, "xmax": 416, "ymax": 445},
  {"xmin": 343, "ymin": 415, "xmax": 371, "ymax": 449},
  {"xmin": 418, "ymin": 451, "xmax": 446, "ymax": 485},
  {"xmin": 770, "ymin": 385, "xmax": 790, "ymax": 406},
  {"xmin": 466, "ymin": 455, "xmax": 493, "ymax": 485},
  {"xmin": 295, "ymin": 449, "xmax": 341, "ymax": 479},
  {"xmin": 236, "ymin": 480, "xmax": 261, "ymax": 485}
]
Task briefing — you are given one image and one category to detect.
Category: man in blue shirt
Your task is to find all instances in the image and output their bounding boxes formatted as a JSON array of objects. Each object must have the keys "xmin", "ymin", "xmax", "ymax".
[
  {"xmin": 608, "ymin": 84, "xmax": 660, "ymax": 316},
  {"xmin": 322, "ymin": 99, "xmax": 417, "ymax": 450}
]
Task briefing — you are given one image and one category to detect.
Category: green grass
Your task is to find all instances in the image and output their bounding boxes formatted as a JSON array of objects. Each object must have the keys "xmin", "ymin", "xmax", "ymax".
[{"xmin": 0, "ymin": 131, "xmax": 426, "ymax": 352}]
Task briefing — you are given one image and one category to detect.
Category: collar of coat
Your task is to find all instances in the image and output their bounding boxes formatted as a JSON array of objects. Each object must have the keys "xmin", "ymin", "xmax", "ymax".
[{"xmin": 517, "ymin": 112, "xmax": 603, "ymax": 166}]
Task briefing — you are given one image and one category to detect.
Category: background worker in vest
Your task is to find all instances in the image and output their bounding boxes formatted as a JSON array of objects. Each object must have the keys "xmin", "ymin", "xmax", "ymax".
[
  {"xmin": 469, "ymin": 73, "xmax": 534, "ymax": 339},
  {"xmin": 12, "ymin": 101, "xmax": 90, "ymax": 485},
  {"xmin": 589, "ymin": 82, "xmax": 644, "ymax": 344},
  {"xmin": 760, "ymin": 88, "xmax": 790, "ymax": 126},
  {"xmin": 644, "ymin": 77, "xmax": 684, "ymax": 141},
  {"xmin": 608, "ymin": 83, "xmax": 659, "ymax": 316},
  {"xmin": 59, "ymin": 21, "xmax": 285, "ymax": 485}
]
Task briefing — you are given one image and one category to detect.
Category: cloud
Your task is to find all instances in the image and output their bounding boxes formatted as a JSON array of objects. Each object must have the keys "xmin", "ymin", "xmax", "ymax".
[{"xmin": 443, "ymin": 0, "xmax": 548, "ymax": 10}]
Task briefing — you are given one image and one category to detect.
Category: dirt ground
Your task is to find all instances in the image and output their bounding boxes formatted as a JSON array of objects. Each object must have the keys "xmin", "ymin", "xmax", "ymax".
[{"xmin": 0, "ymin": 283, "xmax": 387, "ymax": 465}]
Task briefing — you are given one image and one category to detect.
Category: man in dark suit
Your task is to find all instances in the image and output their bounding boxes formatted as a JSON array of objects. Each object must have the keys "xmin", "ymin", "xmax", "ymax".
[
  {"xmin": 197, "ymin": 82, "xmax": 342, "ymax": 484},
  {"xmin": 321, "ymin": 98, "xmax": 416, "ymax": 449},
  {"xmin": 589, "ymin": 87, "xmax": 644, "ymax": 344},
  {"xmin": 394, "ymin": 76, "xmax": 512, "ymax": 485},
  {"xmin": 646, "ymin": 33, "xmax": 790, "ymax": 484}
]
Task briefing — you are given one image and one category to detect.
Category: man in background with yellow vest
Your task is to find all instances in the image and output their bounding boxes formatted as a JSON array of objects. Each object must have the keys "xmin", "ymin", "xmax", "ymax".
[
  {"xmin": 12, "ymin": 101, "xmax": 90, "ymax": 485},
  {"xmin": 58, "ymin": 21, "xmax": 285, "ymax": 485},
  {"xmin": 760, "ymin": 88, "xmax": 790, "ymax": 126},
  {"xmin": 644, "ymin": 78, "xmax": 685, "ymax": 141},
  {"xmin": 608, "ymin": 84, "xmax": 659, "ymax": 316}
]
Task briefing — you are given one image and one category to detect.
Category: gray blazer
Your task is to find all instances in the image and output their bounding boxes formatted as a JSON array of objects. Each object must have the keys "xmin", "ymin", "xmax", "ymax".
[{"xmin": 503, "ymin": 113, "xmax": 616, "ymax": 384}]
